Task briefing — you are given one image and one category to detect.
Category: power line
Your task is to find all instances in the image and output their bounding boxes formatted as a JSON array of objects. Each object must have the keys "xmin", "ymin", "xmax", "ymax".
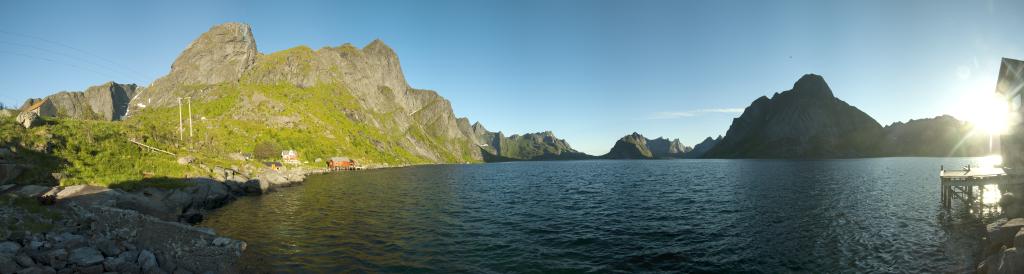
[
  {"xmin": 0, "ymin": 29, "xmax": 154, "ymax": 81},
  {"xmin": 0, "ymin": 50, "xmax": 121, "ymax": 80},
  {"xmin": 0, "ymin": 40, "xmax": 140, "ymax": 82}
]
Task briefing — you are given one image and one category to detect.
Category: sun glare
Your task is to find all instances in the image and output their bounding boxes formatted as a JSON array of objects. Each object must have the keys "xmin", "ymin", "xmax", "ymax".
[{"xmin": 957, "ymin": 90, "xmax": 1011, "ymax": 135}]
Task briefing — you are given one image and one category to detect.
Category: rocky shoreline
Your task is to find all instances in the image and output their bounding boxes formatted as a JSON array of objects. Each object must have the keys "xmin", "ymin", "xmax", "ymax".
[
  {"xmin": 1, "ymin": 162, "xmax": 318, "ymax": 273},
  {"xmin": 977, "ymin": 185, "xmax": 1024, "ymax": 274}
]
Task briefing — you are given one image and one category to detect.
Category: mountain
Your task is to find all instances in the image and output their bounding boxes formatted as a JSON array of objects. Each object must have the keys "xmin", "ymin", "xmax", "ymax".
[
  {"xmin": 602, "ymin": 132, "xmax": 691, "ymax": 159},
  {"xmin": 122, "ymin": 22, "xmax": 580, "ymax": 165},
  {"xmin": 456, "ymin": 119, "xmax": 592, "ymax": 161},
  {"xmin": 704, "ymin": 74, "xmax": 884, "ymax": 158},
  {"xmin": 684, "ymin": 135, "xmax": 722, "ymax": 158},
  {"xmin": 880, "ymin": 115, "xmax": 993, "ymax": 156},
  {"xmin": 20, "ymin": 81, "xmax": 140, "ymax": 121}
]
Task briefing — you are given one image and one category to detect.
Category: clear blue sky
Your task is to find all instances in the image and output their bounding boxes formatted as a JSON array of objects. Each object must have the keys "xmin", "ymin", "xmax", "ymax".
[{"xmin": 1, "ymin": 0, "xmax": 1022, "ymax": 155}]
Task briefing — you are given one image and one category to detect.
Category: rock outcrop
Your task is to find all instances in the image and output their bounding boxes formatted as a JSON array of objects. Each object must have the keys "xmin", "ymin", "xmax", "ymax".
[
  {"xmin": 15, "ymin": 111, "xmax": 41, "ymax": 129},
  {"xmin": 20, "ymin": 82, "xmax": 139, "ymax": 121},
  {"xmin": 880, "ymin": 115, "xmax": 992, "ymax": 156},
  {"xmin": 704, "ymin": 74, "xmax": 884, "ymax": 158},
  {"xmin": 602, "ymin": 132, "xmax": 691, "ymax": 159}
]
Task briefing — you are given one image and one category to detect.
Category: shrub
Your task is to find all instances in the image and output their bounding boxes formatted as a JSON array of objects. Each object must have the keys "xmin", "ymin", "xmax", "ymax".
[{"xmin": 253, "ymin": 141, "xmax": 280, "ymax": 160}]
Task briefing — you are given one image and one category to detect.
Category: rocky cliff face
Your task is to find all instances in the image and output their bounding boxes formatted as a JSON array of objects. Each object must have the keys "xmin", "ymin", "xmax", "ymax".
[
  {"xmin": 880, "ymin": 115, "xmax": 992, "ymax": 156},
  {"xmin": 21, "ymin": 82, "xmax": 139, "ymax": 121},
  {"xmin": 704, "ymin": 74, "xmax": 884, "ymax": 158},
  {"xmin": 602, "ymin": 132, "xmax": 690, "ymax": 159},
  {"xmin": 135, "ymin": 23, "xmax": 258, "ymax": 109},
  {"xmin": 685, "ymin": 135, "xmax": 722, "ymax": 158},
  {"xmin": 124, "ymin": 22, "xmax": 582, "ymax": 164}
]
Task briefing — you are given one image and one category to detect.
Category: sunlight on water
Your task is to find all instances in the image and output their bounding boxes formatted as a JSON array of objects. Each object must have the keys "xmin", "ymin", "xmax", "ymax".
[{"xmin": 982, "ymin": 184, "xmax": 1003, "ymax": 205}]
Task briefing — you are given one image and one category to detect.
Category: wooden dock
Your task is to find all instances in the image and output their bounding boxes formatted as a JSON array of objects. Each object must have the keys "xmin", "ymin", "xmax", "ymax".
[{"xmin": 939, "ymin": 166, "xmax": 1023, "ymax": 209}]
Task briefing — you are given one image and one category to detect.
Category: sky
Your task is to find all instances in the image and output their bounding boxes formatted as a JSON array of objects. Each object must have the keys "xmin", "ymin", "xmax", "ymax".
[{"xmin": 1, "ymin": 0, "xmax": 1022, "ymax": 155}]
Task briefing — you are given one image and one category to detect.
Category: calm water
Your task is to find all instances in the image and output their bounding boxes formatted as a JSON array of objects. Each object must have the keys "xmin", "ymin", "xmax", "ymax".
[{"xmin": 202, "ymin": 158, "xmax": 1001, "ymax": 273}]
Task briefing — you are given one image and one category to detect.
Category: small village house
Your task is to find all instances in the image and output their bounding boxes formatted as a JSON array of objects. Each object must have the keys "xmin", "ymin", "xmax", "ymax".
[
  {"xmin": 328, "ymin": 157, "xmax": 357, "ymax": 170},
  {"xmin": 22, "ymin": 99, "xmax": 57, "ymax": 117},
  {"xmin": 281, "ymin": 150, "xmax": 300, "ymax": 165},
  {"xmin": 263, "ymin": 161, "xmax": 284, "ymax": 171}
]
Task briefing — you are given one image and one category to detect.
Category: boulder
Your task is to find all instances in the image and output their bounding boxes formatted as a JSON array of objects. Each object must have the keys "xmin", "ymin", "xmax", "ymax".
[
  {"xmin": 75, "ymin": 264, "xmax": 104, "ymax": 274},
  {"xmin": 176, "ymin": 156, "xmax": 195, "ymax": 165},
  {"xmin": 94, "ymin": 239, "xmax": 121, "ymax": 257},
  {"xmin": 0, "ymin": 164, "xmax": 22, "ymax": 185},
  {"xmin": 14, "ymin": 266, "xmax": 56, "ymax": 274},
  {"xmin": 45, "ymin": 249, "xmax": 66, "ymax": 269},
  {"xmin": 13, "ymin": 185, "xmax": 51, "ymax": 198},
  {"xmin": 15, "ymin": 111, "xmax": 41, "ymax": 129},
  {"xmin": 137, "ymin": 250, "xmax": 157, "ymax": 272},
  {"xmin": 0, "ymin": 242, "xmax": 19, "ymax": 256},
  {"xmin": 242, "ymin": 179, "xmax": 269, "ymax": 195},
  {"xmin": 68, "ymin": 247, "xmax": 103, "ymax": 266},
  {"xmin": 0, "ymin": 255, "xmax": 17, "ymax": 274},
  {"xmin": 995, "ymin": 248, "xmax": 1024, "ymax": 274},
  {"xmin": 990, "ymin": 219, "xmax": 1024, "ymax": 251},
  {"xmin": 14, "ymin": 255, "xmax": 33, "ymax": 267}
]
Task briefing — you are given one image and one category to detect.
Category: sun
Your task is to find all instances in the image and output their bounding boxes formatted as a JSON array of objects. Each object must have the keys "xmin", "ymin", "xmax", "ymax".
[
  {"xmin": 954, "ymin": 82, "xmax": 1011, "ymax": 136},
  {"xmin": 969, "ymin": 92, "xmax": 1010, "ymax": 135}
]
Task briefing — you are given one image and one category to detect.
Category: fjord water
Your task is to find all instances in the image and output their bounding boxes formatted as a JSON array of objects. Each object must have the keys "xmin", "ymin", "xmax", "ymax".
[{"xmin": 202, "ymin": 158, "xmax": 997, "ymax": 273}]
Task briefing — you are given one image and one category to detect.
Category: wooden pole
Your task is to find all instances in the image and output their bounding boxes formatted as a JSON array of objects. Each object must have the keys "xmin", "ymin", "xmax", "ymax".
[
  {"xmin": 187, "ymin": 97, "xmax": 193, "ymax": 139},
  {"xmin": 177, "ymin": 97, "xmax": 183, "ymax": 142}
]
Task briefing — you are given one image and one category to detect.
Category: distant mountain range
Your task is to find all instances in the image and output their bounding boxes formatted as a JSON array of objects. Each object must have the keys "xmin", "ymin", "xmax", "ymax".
[
  {"xmin": 602, "ymin": 132, "xmax": 691, "ymax": 159},
  {"xmin": 702, "ymin": 74, "xmax": 992, "ymax": 158},
  {"xmin": 15, "ymin": 23, "xmax": 994, "ymax": 162}
]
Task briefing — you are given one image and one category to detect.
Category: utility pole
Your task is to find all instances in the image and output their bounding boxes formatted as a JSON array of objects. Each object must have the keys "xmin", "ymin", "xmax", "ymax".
[
  {"xmin": 177, "ymin": 97, "xmax": 183, "ymax": 142},
  {"xmin": 187, "ymin": 97, "xmax": 193, "ymax": 138}
]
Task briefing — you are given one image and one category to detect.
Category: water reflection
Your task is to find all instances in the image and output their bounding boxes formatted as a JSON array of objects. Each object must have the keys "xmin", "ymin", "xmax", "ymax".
[{"xmin": 203, "ymin": 158, "xmax": 995, "ymax": 273}]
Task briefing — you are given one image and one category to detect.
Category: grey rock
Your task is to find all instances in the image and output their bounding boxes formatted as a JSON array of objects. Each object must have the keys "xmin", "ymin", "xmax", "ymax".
[
  {"xmin": 102, "ymin": 256, "xmax": 123, "ymax": 272},
  {"xmin": 15, "ymin": 111, "xmax": 41, "ymax": 129},
  {"xmin": 13, "ymin": 186, "xmax": 50, "ymax": 198},
  {"xmin": 0, "ymin": 255, "xmax": 18, "ymax": 274},
  {"xmin": 68, "ymin": 247, "xmax": 104, "ymax": 266},
  {"xmin": 0, "ymin": 242, "xmax": 19, "ymax": 256},
  {"xmin": 27, "ymin": 82, "xmax": 139, "ymax": 121},
  {"xmin": 176, "ymin": 156, "xmax": 195, "ymax": 165},
  {"xmin": 136, "ymin": 250, "xmax": 156, "ymax": 271},
  {"xmin": 172, "ymin": 269, "xmax": 193, "ymax": 274},
  {"xmin": 992, "ymin": 218, "xmax": 1024, "ymax": 251},
  {"xmin": 13, "ymin": 266, "xmax": 55, "ymax": 274},
  {"xmin": 94, "ymin": 240, "xmax": 120, "ymax": 257},
  {"xmin": 75, "ymin": 264, "xmax": 104, "ymax": 274},
  {"xmin": 45, "ymin": 249, "xmax": 66, "ymax": 269},
  {"xmin": 242, "ymin": 179, "xmax": 269, "ymax": 194},
  {"xmin": 14, "ymin": 255, "xmax": 33, "ymax": 267},
  {"xmin": 210, "ymin": 237, "xmax": 231, "ymax": 247},
  {"xmin": 0, "ymin": 164, "xmax": 22, "ymax": 186}
]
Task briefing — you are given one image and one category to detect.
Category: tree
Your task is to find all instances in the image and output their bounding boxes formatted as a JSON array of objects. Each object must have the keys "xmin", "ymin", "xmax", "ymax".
[{"xmin": 253, "ymin": 141, "xmax": 280, "ymax": 160}]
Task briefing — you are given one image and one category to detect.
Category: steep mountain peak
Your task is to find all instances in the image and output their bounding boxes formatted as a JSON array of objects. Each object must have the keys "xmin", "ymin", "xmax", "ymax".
[
  {"xmin": 169, "ymin": 22, "xmax": 258, "ymax": 85},
  {"xmin": 787, "ymin": 73, "xmax": 834, "ymax": 98},
  {"xmin": 706, "ymin": 74, "xmax": 883, "ymax": 158},
  {"xmin": 363, "ymin": 38, "xmax": 395, "ymax": 56}
]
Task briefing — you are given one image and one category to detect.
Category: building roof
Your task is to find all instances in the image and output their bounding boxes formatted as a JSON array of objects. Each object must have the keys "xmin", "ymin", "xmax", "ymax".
[{"xmin": 24, "ymin": 99, "xmax": 46, "ymax": 111}]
